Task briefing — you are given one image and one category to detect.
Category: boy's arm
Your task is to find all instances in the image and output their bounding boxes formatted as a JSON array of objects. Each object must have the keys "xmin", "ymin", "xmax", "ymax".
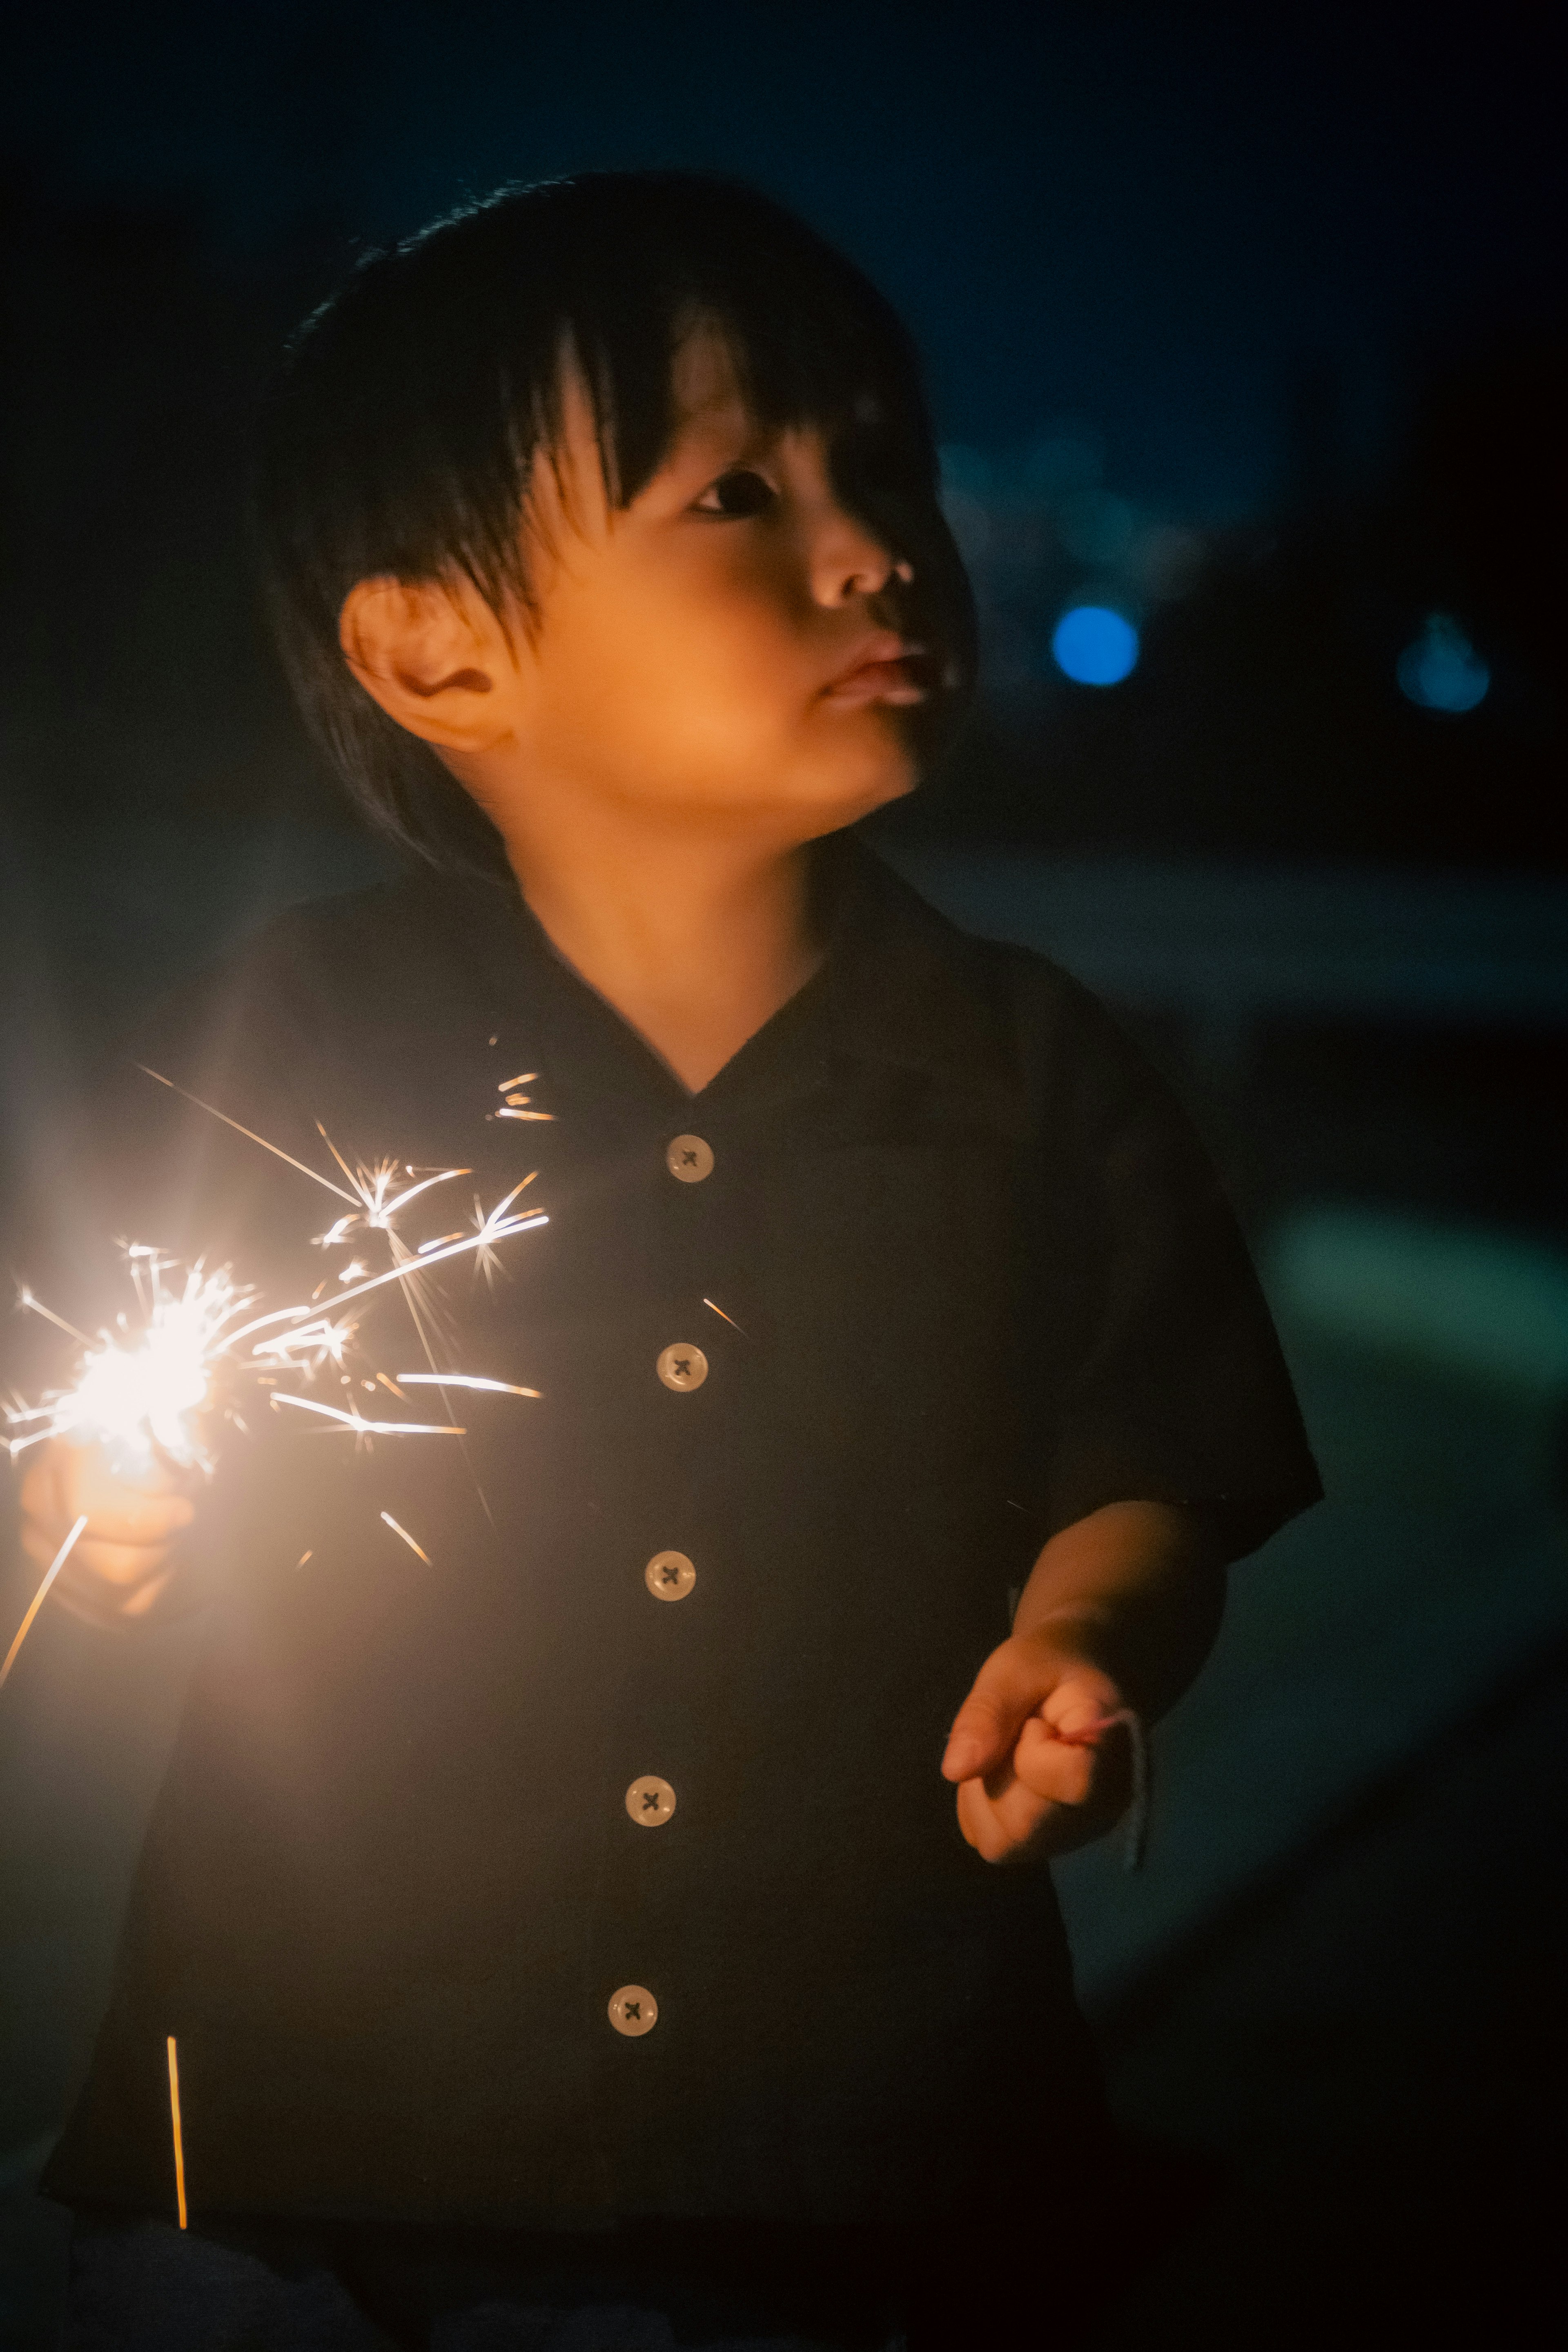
[{"xmin": 940, "ymin": 1500, "xmax": 1227, "ymax": 1864}]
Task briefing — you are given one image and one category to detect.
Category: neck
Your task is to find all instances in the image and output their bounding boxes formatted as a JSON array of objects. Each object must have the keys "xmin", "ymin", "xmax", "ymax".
[{"xmin": 494, "ymin": 798, "xmax": 826, "ymax": 1096}]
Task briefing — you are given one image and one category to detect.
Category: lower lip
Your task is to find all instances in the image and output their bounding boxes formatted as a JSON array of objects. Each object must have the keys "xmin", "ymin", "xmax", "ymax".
[{"xmin": 821, "ymin": 660, "xmax": 927, "ymax": 707}]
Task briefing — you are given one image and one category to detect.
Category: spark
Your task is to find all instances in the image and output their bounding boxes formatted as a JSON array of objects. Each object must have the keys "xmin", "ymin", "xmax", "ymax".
[
  {"xmin": 166, "ymin": 2038, "xmax": 188, "ymax": 2230},
  {"xmin": 9, "ymin": 1257, "xmax": 261, "ymax": 1476},
  {"xmin": 498, "ymin": 1074, "xmax": 537, "ymax": 1091},
  {"xmin": 0, "ymin": 1514, "xmax": 89, "ymax": 1689},
  {"xmin": 703, "ymin": 1298, "xmax": 749, "ymax": 1337},
  {"xmin": 295, "ymin": 1551, "xmax": 313, "ymax": 1570},
  {"xmin": 270, "ymin": 1394, "xmax": 466, "ymax": 1438},
  {"xmin": 250, "ymin": 1315, "xmax": 356, "ymax": 1373},
  {"xmin": 223, "ymin": 1209, "xmax": 548, "ymax": 1351},
  {"xmin": 8, "ymin": 1082, "xmax": 546, "ymax": 1513},
  {"xmin": 16, "ymin": 1288, "xmax": 91, "ymax": 1348},
  {"xmin": 138, "ymin": 1068, "xmax": 357, "ymax": 1205},
  {"xmin": 461, "ymin": 1177, "xmax": 538, "ymax": 1292},
  {"xmin": 380, "ymin": 1511, "xmax": 431, "ymax": 1565},
  {"xmin": 497, "ymin": 1108, "xmax": 553, "ymax": 1121},
  {"xmin": 310, "ymin": 1131, "xmax": 470, "ymax": 1246},
  {"xmin": 394, "ymin": 1372, "xmax": 541, "ymax": 1398}
]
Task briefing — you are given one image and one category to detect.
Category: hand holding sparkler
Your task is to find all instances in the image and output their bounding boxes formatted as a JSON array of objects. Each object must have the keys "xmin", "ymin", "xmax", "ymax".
[
  {"xmin": 17, "ymin": 1436, "xmax": 197, "ymax": 1630},
  {"xmin": 941, "ymin": 1635, "xmax": 1142, "ymax": 1868},
  {"xmin": 939, "ymin": 1501, "xmax": 1226, "ymax": 1869},
  {"xmin": 3, "ymin": 1074, "xmax": 549, "ymax": 1682}
]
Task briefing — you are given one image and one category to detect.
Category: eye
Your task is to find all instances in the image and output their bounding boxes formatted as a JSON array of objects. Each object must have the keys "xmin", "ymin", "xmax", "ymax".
[{"xmin": 692, "ymin": 467, "xmax": 777, "ymax": 519}]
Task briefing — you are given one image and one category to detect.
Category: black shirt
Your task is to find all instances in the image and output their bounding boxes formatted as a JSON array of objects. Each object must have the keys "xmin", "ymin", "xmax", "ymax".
[{"xmin": 39, "ymin": 835, "xmax": 1320, "ymax": 2231}]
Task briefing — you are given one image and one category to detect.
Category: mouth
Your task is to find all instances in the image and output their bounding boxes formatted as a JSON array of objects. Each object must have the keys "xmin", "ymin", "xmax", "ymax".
[{"xmin": 820, "ymin": 640, "xmax": 931, "ymax": 707}]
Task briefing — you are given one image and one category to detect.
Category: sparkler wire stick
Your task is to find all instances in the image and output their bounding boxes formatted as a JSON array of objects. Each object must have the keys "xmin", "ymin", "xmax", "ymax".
[
  {"xmin": 1053, "ymin": 1706, "xmax": 1150, "ymax": 1870},
  {"xmin": 0, "ymin": 1515, "xmax": 90, "ymax": 1689},
  {"xmin": 166, "ymin": 2036, "xmax": 188, "ymax": 2228}
]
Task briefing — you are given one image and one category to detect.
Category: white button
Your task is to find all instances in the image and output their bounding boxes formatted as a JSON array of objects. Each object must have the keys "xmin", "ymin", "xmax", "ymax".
[
  {"xmin": 608, "ymin": 1984, "xmax": 658, "ymax": 2037},
  {"xmin": 625, "ymin": 1774, "xmax": 676, "ymax": 1827},
  {"xmin": 666, "ymin": 1134, "xmax": 715, "ymax": 1183},
  {"xmin": 645, "ymin": 1550, "xmax": 696, "ymax": 1601},
  {"xmin": 657, "ymin": 1343, "xmax": 708, "ymax": 1393}
]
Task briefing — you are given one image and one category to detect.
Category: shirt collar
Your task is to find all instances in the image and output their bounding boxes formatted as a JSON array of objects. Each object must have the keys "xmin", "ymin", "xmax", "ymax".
[
  {"xmin": 815, "ymin": 833, "xmax": 1021, "ymax": 1102},
  {"xmin": 425, "ymin": 831, "xmax": 1022, "ymax": 1120}
]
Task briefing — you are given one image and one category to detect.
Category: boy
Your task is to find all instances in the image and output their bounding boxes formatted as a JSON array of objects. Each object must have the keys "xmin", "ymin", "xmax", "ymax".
[{"xmin": 20, "ymin": 174, "xmax": 1319, "ymax": 2348}]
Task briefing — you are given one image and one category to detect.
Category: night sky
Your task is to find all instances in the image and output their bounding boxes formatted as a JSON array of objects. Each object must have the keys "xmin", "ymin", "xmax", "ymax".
[{"xmin": 8, "ymin": 0, "xmax": 1562, "ymax": 515}]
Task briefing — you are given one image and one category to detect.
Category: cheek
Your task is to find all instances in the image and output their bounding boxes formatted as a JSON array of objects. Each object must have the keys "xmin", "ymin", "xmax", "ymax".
[
  {"xmin": 528, "ymin": 556, "xmax": 915, "ymax": 804},
  {"xmin": 550, "ymin": 559, "xmax": 804, "ymax": 732}
]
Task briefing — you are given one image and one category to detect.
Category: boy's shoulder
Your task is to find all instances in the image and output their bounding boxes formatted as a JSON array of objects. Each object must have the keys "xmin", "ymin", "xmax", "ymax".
[
  {"xmin": 131, "ymin": 864, "xmax": 511, "ymax": 1069},
  {"xmin": 850, "ymin": 844, "xmax": 1177, "ymax": 1129},
  {"xmin": 219, "ymin": 862, "xmax": 506, "ymax": 1003}
]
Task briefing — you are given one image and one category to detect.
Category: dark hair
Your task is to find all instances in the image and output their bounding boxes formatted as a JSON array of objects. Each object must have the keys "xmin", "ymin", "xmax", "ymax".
[{"xmin": 254, "ymin": 171, "xmax": 975, "ymax": 873}]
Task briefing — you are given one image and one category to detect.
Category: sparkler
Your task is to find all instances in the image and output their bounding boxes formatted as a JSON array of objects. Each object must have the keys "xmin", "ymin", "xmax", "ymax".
[
  {"xmin": 7, "ymin": 1154, "xmax": 546, "ymax": 1477},
  {"xmin": 4, "ymin": 1069, "xmax": 550, "ymax": 1678},
  {"xmin": 1051, "ymin": 1707, "xmax": 1149, "ymax": 1869}
]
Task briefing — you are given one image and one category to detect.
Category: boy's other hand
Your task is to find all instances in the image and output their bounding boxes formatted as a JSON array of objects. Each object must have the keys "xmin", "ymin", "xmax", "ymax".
[
  {"xmin": 940, "ymin": 1630, "xmax": 1134, "ymax": 1864},
  {"xmin": 16, "ymin": 1437, "xmax": 196, "ymax": 1628}
]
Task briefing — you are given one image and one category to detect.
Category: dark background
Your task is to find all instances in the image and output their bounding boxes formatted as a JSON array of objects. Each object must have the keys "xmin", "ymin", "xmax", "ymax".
[{"xmin": 2, "ymin": 4, "xmax": 1566, "ymax": 2341}]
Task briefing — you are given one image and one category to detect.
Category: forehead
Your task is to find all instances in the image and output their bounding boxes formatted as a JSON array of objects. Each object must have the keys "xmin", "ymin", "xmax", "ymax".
[
  {"xmin": 664, "ymin": 316, "xmax": 884, "ymax": 446},
  {"xmin": 666, "ymin": 321, "xmax": 755, "ymax": 437}
]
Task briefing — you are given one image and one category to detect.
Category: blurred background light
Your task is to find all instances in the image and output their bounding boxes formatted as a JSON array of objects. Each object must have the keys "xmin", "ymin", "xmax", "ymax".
[
  {"xmin": 1396, "ymin": 613, "xmax": 1490, "ymax": 713},
  {"xmin": 1056, "ymin": 488, "xmax": 1136, "ymax": 566},
  {"xmin": 1022, "ymin": 432, "xmax": 1102, "ymax": 498},
  {"xmin": 1051, "ymin": 603, "xmax": 1140, "ymax": 685},
  {"xmin": 937, "ymin": 444, "xmax": 994, "ymax": 498},
  {"xmin": 1130, "ymin": 523, "xmax": 1207, "ymax": 600}
]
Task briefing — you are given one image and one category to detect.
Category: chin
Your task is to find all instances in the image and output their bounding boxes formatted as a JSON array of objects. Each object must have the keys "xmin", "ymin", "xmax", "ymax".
[{"xmin": 793, "ymin": 719, "xmax": 921, "ymax": 830}]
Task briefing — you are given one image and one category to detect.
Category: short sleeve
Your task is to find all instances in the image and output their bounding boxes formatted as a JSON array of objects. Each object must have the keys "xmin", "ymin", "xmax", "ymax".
[{"xmin": 1014, "ymin": 958, "xmax": 1322, "ymax": 1561}]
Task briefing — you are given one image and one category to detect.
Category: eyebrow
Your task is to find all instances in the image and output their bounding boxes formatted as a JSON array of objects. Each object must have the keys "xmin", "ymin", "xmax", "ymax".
[{"xmin": 657, "ymin": 400, "xmax": 775, "ymax": 473}]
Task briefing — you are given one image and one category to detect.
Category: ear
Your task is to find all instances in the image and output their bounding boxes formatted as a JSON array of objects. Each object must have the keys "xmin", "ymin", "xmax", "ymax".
[{"xmin": 338, "ymin": 577, "xmax": 518, "ymax": 751}]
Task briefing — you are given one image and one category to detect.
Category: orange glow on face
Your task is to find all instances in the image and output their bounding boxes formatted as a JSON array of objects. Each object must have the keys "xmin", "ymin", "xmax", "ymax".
[{"xmin": 479, "ymin": 327, "xmax": 927, "ymax": 852}]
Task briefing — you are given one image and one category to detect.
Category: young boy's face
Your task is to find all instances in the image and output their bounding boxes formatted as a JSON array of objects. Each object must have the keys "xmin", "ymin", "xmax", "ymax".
[{"xmin": 485, "ymin": 324, "xmax": 931, "ymax": 846}]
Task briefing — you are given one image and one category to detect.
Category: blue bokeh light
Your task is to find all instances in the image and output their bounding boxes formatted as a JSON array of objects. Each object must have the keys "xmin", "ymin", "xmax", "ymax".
[
  {"xmin": 1396, "ymin": 614, "xmax": 1490, "ymax": 713},
  {"xmin": 1051, "ymin": 604, "xmax": 1140, "ymax": 686}
]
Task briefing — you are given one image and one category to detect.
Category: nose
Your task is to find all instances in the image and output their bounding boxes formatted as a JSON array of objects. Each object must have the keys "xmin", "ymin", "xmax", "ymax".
[{"xmin": 808, "ymin": 496, "xmax": 913, "ymax": 608}]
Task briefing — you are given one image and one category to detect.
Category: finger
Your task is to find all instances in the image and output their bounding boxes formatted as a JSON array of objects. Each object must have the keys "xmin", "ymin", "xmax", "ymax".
[
  {"xmin": 1039, "ymin": 1668, "xmax": 1125, "ymax": 1738},
  {"xmin": 67, "ymin": 1497, "xmax": 194, "ymax": 1544},
  {"xmin": 20, "ymin": 1494, "xmax": 193, "ymax": 1558},
  {"xmin": 40, "ymin": 1438, "xmax": 191, "ymax": 1511},
  {"xmin": 17, "ymin": 1452, "xmax": 68, "ymax": 1526},
  {"xmin": 1010, "ymin": 1714, "xmax": 1099, "ymax": 1806},
  {"xmin": 119, "ymin": 1567, "xmax": 177, "ymax": 1620},
  {"xmin": 31, "ymin": 1535, "xmax": 175, "ymax": 1588},
  {"xmin": 49, "ymin": 1570, "xmax": 170, "ymax": 1630},
  {"xmin": 958, "ymin": 1745, "xmax": 1129, "ymax": 1864},
  {"xmin": 956, "ymin": 1772, "xmax": 1060, "ymax": 1864},
  {"xmin": 942, "ymin": 1646, "xmax": 1056, "ymax": 1782}
]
